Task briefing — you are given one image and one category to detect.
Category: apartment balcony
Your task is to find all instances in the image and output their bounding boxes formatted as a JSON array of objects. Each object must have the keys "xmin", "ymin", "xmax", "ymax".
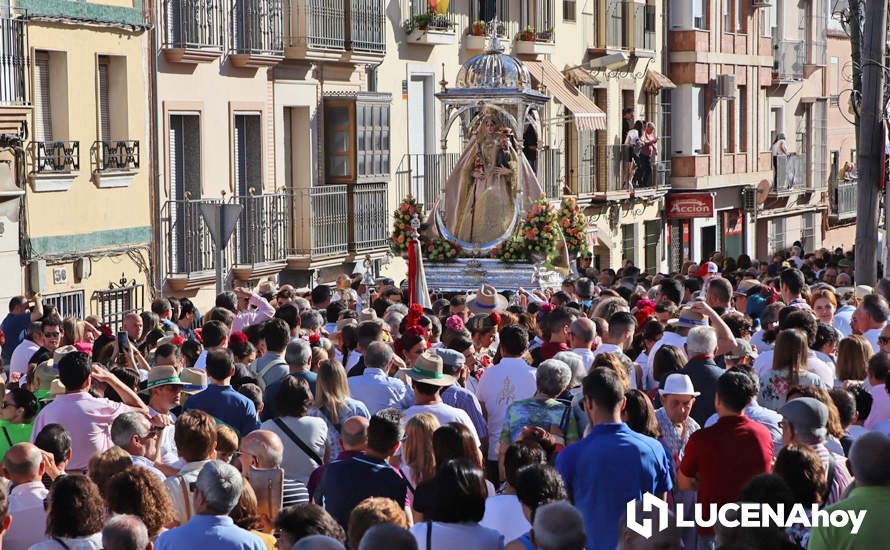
[
  {"xmin": 514, "ymin": 29, "xmax": 555, "ymax": 56},
  {"xmin": 591, "ymin": 144, "xmax": 667, "ymax": 199},
  {"xmin": 0, "ymin": 16, "xmax": 27, "ymax": 108},
  {"xmin": 539, "ymin": 147, "xmax": 563, "ymax": 200},
  {"xmin": 231, "ymin": 191, "xmax": 289, "ymax": 279},
  {"xmin": 831, "ymin": 178, "xmax": 857, "ymax": 223},
  {"xmin": 404, "ymin": 8, "xmax": 457, "ymax": 46},
  {"xmin": 90, "ymin": 140, "xmax": 140, "ymax": 189},
  {"xmin": 395, "ymin": 153, "xmax": 459, "ymax": 209},
  {"xmin": 229, "ymin": 0, "xmax": 285, "ymax": 67},
  {"xmin": 632, "ymin": 2, "xmax": 656, "ymax": 58},
  {"xmin": 771, "ymin": 154, "xmax": 806, "ymax": 195},
  {"xmin": 772, "ymin": 40, "xmax": 805, "ymax": 84},
  {"xmin": 162, "ymin": 198, "xmax": 220, "ymax": 285},
  {"xmin": 287, "ymin": 184, "xmax": 349, "ymax": 267},
  {"xmin": 161, "ymin": 0, "xmax": 226, "ymax": 63},
  {"xmin": 349, "ymin": 182, "xmax": 388, "ymax": 253},
  {"xmin": 285, "ymin": 0, "xmax": 384, "ymax": 62},
  {"xmin": 29, "ymin": 141, "xmax": 80, "ymax": 192}
]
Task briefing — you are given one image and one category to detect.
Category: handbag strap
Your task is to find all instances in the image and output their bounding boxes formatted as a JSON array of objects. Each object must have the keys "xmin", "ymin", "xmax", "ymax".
[
  {"xmin": 274, "ymin": 418, "xmax": 323, "ymax": 466},
  {"xmin": 1, "ymin": 426, "xmax": 12, "ymax": 448},
  {"xmin": 178, "ymin": 475, "xmax": 192, "ymax": 520},
  {"xmin": 426, "ymin": 520, "xmax": 433, "ymax": 550},
  {"xmin": 53, "ymin": 537, "xmax": 72, "ymax": 550}
]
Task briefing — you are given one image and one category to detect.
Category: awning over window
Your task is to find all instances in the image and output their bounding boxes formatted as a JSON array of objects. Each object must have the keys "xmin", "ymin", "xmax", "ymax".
[
  {"xmin": 563, "ymin": 67, "xmax": 599, "ymax": 87},
  {"xmin": 525, "ymin": 60, "xmax": 607, "ymax": 131},
  {"xmin": 642, "ymin": 69, "xmax": 677, "ymax": 94}
]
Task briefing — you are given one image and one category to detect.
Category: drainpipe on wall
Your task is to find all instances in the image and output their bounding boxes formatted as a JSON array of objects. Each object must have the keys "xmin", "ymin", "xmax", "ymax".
[{"xmin": 145, "ymin": 0, "xmax": 162, "ymax": 297}]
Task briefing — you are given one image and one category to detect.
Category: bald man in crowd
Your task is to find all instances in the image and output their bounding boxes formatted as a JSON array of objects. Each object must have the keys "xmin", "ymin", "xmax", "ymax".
[
  {"xmin": 307, "ymin": 416, "xmax": 369, "ymax": 500},
  {"xmin": 2, "ymin": 443, "xmax": 49, "ymax": 548},
  {"xmin": 238, "ymin": 429, "xmax": 310, "ymax": 508}
]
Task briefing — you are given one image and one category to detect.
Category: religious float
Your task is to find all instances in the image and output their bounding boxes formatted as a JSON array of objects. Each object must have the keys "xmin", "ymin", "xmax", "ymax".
[{"xmin": 392, "ymin": 28, "xmax": 590, "ymax": 294}]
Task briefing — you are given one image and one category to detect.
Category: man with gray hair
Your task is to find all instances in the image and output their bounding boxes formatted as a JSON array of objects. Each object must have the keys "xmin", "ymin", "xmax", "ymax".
[
  {"xmin": 809, "ymin": 431, "xmax": 890, "ymax": 548},
  {"xmin": 261, "ymin": 338, "xmax": 314, "ymax": 421},
  {"xmin": 532, "ymin": 501, "xmax": 586, "ymax": 550},
  {"xmin": 238, "ymin": 429, "xmax": 310, "ymax": 506},
  {"xmin": 155, "ymin": 460, "xmax": 265, "ymax": 549},
  {"xmin": 554, "ymin": 351, "xmax": 587, "ymax": 390},
  {"xmin": 497, "ymin": 359, "xmax": 578, "ymax": 477},
  {"xmin": 111, "ymin": 411, "xmax": 167, "ymax": 482},
  {"xmin": 683, "ymin": 326, "xmax": 723, "ymax": 425},
  {"xmin": 348, "ymin": 341, "xmax": 414, "ymax": 414},
  {"xmin": 358, "ymin": 523, "xmax": 417, "ymax": 550},
  {"xmin": 2, "ymin": 443, "xmax": 48, "ymax": 548},
  {"xmin": 569, "ymin": 318, "xmax": 597, "ymax": 371},
  {"xmin": 300, "ymin": 310, "xmax": 325, "ymax": 337},
  {"xmin": 102, "ymin": 515, "xmax": 151, "ymax": 550},
  {"xmin": 437, "ymin": 348, "xmax": 487, "ymax": 440}
]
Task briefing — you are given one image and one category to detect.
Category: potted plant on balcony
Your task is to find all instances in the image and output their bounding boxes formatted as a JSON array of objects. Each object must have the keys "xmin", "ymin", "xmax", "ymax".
[
  {"xmin": 518, "ymin": 26, "xmax": 536, "ymax": 42},
  {"xmin": 466, "ymin": 20, "xmax": 488, "ymax": 49},
  {"xmin": 404, "ymin": 9, "xmax": 456, "ymax": 45},
  {"xmin": 514, "ymin": 26, "xmax": 555, "ymax": 54},
  {"xmin": 470, "ymin": 20, "xmax": 487, "ymax": 36}
]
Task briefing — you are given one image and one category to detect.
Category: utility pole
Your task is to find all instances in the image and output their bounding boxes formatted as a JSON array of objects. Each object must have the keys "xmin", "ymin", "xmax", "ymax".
[{"xmin": 854, "ymin": 0, "xmax": 887, "ymax": 286}]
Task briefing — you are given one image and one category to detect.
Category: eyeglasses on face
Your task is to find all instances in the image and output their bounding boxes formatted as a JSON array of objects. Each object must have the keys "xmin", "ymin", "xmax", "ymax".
[
  {"xmin": 879, "ymin": 337, "xmax": 890, "ymax": 345},
  {"xmin": 43, "ymin": 332, "xmax": 60, "ymax": 338}
]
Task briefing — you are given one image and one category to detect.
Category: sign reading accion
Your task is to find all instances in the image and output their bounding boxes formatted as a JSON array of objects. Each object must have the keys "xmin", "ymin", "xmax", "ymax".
[{"xmin": 666, "ymin": 193, "xmax": 715, "ymax": 219}]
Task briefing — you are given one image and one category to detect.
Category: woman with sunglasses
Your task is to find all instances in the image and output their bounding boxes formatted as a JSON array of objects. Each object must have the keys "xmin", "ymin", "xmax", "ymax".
[{"xmin": 0, "ymin": 387, "xmax": 40, "ymax": 462}]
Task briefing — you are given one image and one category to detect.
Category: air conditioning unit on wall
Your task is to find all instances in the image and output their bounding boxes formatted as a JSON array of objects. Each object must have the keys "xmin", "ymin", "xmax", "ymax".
[{"xmin": 716, "ymin": 74, "xmax": 737, "ymax": 99}]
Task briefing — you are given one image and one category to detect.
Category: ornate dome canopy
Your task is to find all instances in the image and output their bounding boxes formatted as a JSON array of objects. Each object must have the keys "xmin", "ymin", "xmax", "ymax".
[{"xmin": 455, "ymin": 35, "xmax": 531, "ymax": 91}]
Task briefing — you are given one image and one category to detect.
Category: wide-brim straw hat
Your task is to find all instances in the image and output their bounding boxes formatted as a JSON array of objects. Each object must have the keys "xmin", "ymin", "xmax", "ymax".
[
  {"xmin": 667, "ymin": 307, "xmax": 710, "ymax": 329},
  {"xmin": 467, "ymin": 284, "xmax": 508, "ymax": 315},
  {"xmin": 403, "ymin": 351, "xmax": 455, "ymax": 387},
  {"xmin": 179, "ymin": 368, "xmax": 208, "ymax": 395},
  {"xmin": 141, "ymin": 365, "xmax": 184, "ymax": 394}
]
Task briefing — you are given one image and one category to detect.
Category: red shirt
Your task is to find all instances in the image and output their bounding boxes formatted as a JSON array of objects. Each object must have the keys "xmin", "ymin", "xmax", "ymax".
[
  {"xmin": 538, "ymin": 341, "xmax": 570, "ymax": 362},
  {"xmin": 679, "ymin": 415, "xmax": 773, "ymax": 534}
]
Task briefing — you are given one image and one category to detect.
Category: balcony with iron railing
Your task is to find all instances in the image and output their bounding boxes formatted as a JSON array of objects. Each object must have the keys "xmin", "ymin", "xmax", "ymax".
[
  {"xmin": 162, "ymin": 198, "xmax": 221, "ymax": 277},
  {"xmin": 771, "ymin": 154, "xmax": 806, "ymax": 195},
  {"xmin": 539, "ymin": 147, "xmax": 563, "ymax": 200},
  {"xmin": 831, "ymin": 178, "xmax": 857, "ymax": 222},
  {"xmin": 395, "ymin": 153, "xmax": 459, "ymax": 209},
  {"xmin": 515, "ymin": 0, "xmax": 554, "ymax": 55},
  {"xmin": 772, "ymin": 39, "xmax": 805, "ymax": 83},
  {"xmin": 230, "ymin": 0, "xmax": 285, "ymax": 67},
  {"xmin": 90, "ymin": 140, "xmax": 139, "ymax": 188},
  {"xmin": 594, "ymin": 144, "xmax": 667, "ymax": 196},
  {"xmin": 287, "ymin": 184, "xmax": 350, "ymax": 261},
  {"xmin": 0, "ymin": 15, "xmax": 28, "ymax": 107},
  {"xmin": 349, "ymin": 182, "xmax": 388, "ymax": 252},
  {"xmin": 285, "ymin": 0, "xmax": 385, "ymax": 59},
  {"xmin": 403, "ymin": 3, "xmax": 457, "ymax": 46},
  {"xmin": 161, "ymin": 0, "xmax": 226, "ymax": 63},
  {"xmin": 232, "ymin": 191, "xmax": 289, "ymax": 270}
]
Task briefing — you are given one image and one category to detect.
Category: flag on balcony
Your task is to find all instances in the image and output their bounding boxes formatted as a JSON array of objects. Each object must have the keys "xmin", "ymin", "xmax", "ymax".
[{"xmin": 407, "ymin": 235, "xmax": 432, "ymax": 309}]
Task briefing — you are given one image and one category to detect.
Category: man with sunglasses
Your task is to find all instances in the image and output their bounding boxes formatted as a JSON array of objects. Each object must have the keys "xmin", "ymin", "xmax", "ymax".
[
  {"xmin": 110, "ymin": 411, "xmax": 166, "ymax": 482},
  {"xmin": 27, "ymin": 317, "xmax": 63, "ymax": 367}
]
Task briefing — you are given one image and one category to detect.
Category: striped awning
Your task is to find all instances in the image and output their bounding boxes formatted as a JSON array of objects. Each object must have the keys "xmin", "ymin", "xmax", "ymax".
[
  {"xmin": 643, "ymin": 69, "xmax": 677, "ymax": 93},
  {"xmin": 564, "ymin": 66, "xmax": 599, "ymax": 87},
  {"xmin": 525, "ymin": 60, "xmax": 607, "ymax": 131}
]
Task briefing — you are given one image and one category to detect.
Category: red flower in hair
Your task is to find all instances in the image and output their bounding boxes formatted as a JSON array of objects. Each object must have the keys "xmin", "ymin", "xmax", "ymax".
[
  {"xmin": 489, "ymin": 312, "xmax": 502, "ymax": 326},
  {"xmin": 171, "ymin": 335, "xmax": 186, "ymax": 347},
  {"xmin": 635, "ymin": 299, "xmax": 657, "ymax": 310},
  {"xmin": 445, "ymin": 316, "xmax": 465, "ymax": 332},
  {"xmin": 309, "ymin": 333, "xmax": 321, "ymax": 346},
  {"xmin": 406, "ymin": 303, "xmax": 424, "ymax": 328},
  {"xmin": 194, "ymin": 328, "xmax": 203, "ymax": 344},
  {"xmin": 229, "ymin": 331, "xmax": 249, "ymax": 346},
  {"xmin": 540, "ymin": 303, "xmax": 556, "ymax": 313},
  {"xmin": 100, "ymin": 324, "xmax": 114, "ymax": 339},
  {"xmin": 404, "ymin": 325, "xmax": 428, "ymax": 339},
  {"xmin": 634, "ymin": 306, "xmax": 656, "ymax": 327},
  {"xmin": 480, "ymin": 355, "xmax": 491, "ymax": 367}
]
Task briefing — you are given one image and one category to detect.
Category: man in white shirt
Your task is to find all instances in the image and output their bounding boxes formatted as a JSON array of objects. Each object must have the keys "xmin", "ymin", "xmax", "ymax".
[
  {"xmin": 569, "ymin": 318, "xmax": 596, "ymax": 371},
  {"xmin": 591, "ymin": 311, "xmax": 640, "ymax": 389},
  {"xmin": 752, "ymin": 309, "xmax": 835, "ymax": 387},
  {"xmin": 8, "ymin": 322, "xmax": 43, "ymax": 382},
  {"xmin": 476, "ymin": 325, "xmax": 536, "ymax": 486},
  {"xmin": 853, "ymin": 294, "xmax": 890, "ymax": 353},
  {"xmin": 2, "ymin": 443, "xmax": 49, "ymax": 549},
  {"xmin": 402, "ymin": 351, "xmax": 480, "ymax": 446}
]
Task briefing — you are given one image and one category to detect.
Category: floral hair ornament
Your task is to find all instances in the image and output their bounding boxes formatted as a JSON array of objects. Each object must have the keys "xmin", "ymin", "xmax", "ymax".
[
  {"xmin": 489, "ymin": 312, "xmax": 502, "ymax": 326},
  {"xmin": 445, "ymin": 315, "xmax": 465, "ymax": 332},
  {"xmin": 171, "ymin": 335, "xmax": 186, "ymax": 347},
  {"xmin": 406, "ymin": 303, "xmax": 425, "ymax": 329},
  {"xmin": 308, "ymin": 333, "xmax": 321, "ymax": 346},
  {"xmin": 228, "ymin": 331, "xmax": 249, "ymax": 346}
]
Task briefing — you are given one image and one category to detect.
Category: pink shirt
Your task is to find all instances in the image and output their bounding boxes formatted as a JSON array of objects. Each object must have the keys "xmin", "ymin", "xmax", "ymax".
[
  {"xmin": 865, "ymin": 383, "xmax": 890, "ymax": 430},
  {"xmin": 231, "ymin": 294, "xmax": 275, "ymax": 333},
  {"xmin": 31, "ymin": 391, "xmax": 132, "ymax": 470}
]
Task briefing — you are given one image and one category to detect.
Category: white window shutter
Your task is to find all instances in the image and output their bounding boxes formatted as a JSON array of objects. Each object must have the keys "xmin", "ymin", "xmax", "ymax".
[
  {"xmin": 98, "ymin": 60, "xmax": 111, "ymax": 143},
  {"xmin": 34, "ymin": 52, "xmax": 52, "ymax": 141}
]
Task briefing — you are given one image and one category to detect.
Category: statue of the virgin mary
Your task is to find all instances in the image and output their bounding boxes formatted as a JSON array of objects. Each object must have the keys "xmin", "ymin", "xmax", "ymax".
[{"xmin": 433, "ymin": 106, "xmax": 544, "ymax": 249}]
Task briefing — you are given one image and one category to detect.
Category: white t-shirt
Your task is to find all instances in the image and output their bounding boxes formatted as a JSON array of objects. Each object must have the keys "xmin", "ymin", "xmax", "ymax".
[
  {"xmin": 649, "ymin": 331, "xmax": 687, "ymax": 362},
  {"xmin": 480, "ymin": 494, "xmax": 531, "ymax": 543},
  {"xmin": 750, "ymin": 330, "xmax": 772, "ymax": 354},
  {"xmin": 403, "ymin": 402, "xmax": 480, "ymax": 446},
  {"xmin": 863, "ymin": 327, "xmax": 884, "ymax": 354},
  {"xmin": 475, "ymin": 357, "xmax": 537, "ymax": 460},
  {"xmin": 411, "ymin": 521, "xmax": 505, "ymax": 550}
]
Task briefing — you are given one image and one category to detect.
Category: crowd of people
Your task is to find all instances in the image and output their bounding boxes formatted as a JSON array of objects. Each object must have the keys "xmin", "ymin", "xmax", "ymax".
[{"xmin": 0, "ymin": 244, "xmax": 886, "ymax": 549}]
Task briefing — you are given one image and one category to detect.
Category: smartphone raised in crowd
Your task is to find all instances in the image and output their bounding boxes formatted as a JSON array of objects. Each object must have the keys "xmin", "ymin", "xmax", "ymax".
[{"xmin": 116, "ymin": 330, "xmax": 129, "ymax": 353}]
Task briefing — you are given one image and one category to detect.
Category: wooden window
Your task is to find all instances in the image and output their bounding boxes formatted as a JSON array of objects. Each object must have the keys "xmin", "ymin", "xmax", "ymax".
[{"xmin": 323, "ymin": 92, "xmax": 392, "ymax": 184}]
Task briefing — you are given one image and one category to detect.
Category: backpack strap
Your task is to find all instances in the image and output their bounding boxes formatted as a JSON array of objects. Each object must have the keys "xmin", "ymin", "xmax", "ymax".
[
  {"xmin": 426, "ymin": 520, "xmax": 433, "ymax": 550},
  {"xmin": 1, "ymin": 426, "xmax": 12, "ymax": 448},
  {"xmin": 822, "ymin": 454, "xmax": 837, "ymax": 506},
  {"xmin": 177, "ymin": 475, "xmax": 193, "ymax": 520},
  {"xmin": 274, "ymin": 418, "xmax": 323, "ymax": 466}
]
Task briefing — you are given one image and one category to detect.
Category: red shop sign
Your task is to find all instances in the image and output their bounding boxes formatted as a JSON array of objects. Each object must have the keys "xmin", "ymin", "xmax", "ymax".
[{"xmin": 666, "ymin": 193, "xmax": 715, "ymax": 219}]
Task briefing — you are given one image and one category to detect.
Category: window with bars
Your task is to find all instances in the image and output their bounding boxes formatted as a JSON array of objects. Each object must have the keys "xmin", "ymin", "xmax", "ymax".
[
  {"xmin": 622, "ymin": 223, "xmax": 636, "ymax": 266},
  {"xmin": 92, "ymin": 285, "xmax": 145, "ymax": 331},
  {"xmin": 42, "ymin": 290, "xmax": 85, "ymax": 320},
  {"xmin": 769, "ymin": 217, "xmax": 786, "ymax": 254}
]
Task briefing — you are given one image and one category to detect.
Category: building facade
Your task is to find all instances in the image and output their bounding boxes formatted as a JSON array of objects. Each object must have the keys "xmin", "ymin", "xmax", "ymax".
[{"xmin": 0, "ymin": 0, "xmax": 150, "ymax": 326}]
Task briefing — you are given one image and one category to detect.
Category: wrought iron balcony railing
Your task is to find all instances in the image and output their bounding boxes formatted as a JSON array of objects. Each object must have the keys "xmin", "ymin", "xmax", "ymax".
[
  {"xmin": 286, "ymin": 0, "xmax": 346, "ymax": 51},
  {"xmin": 163, "ymin": 198, "xmax": 221, "ymax": 275},
  {"xmin": 0, "ymin": 16, "xmax": 27, "ymax": 106},
  {"xmin": 232, "ymin": 191, "xmax": 289, "ymax": 265},
  {"xmin": 395, "ymin": 153, "xmax": 459, "ymax": 209},
  {"xmin": 348, "ymin": 0, "xmax": 385, "ymax": 53},
  {"xmin": 539, "ymin": 147, "xmax": 563, "ymax": 200},
  {"xmin": 231, "ymin": 0, "xmax": 285, "ymax": 56},
  {"xmin": 349, "ymin": 182, "xmax": 388, "ymax": 252},
  {"xmin": 93, "ymin": 140, "xmax": 139, "ymax": 172},
  {"xmin": 162, "ymin": 0, "xmax": 226, "ymax": 50},
  {"xmin": 32, "ymin": 141, "xmax": 80, "ymax": 173},
  {"xmin": 287, "ymin": 185, "xmax": 349, "ymax": 257}
]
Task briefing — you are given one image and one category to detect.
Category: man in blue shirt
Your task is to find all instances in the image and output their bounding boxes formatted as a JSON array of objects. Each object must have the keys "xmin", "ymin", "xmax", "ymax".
[
  {"xmin": 316, "ymin": 408, "xmax": 410, "ymax": 528},
  {"xmin": 261, "ymin": 339, "xmax": 315, "ymax": 421},
  {"xmin": 184, "ymin": 348, "xmax": 260, "ymax": 437},
  {"xmin": 348, "ymin": 342, "xmax": 414, "ymax": 414},
  {"xmin": 155, "ymin": 460, "xmax": 265, "ymax": 549},
  {"xmin": 1, "ymin": 295, "xmax": 41, "ymax": 366},
  {"xmin": 556, "ymin": 368, "xmax": 672, "ymax": 550}
]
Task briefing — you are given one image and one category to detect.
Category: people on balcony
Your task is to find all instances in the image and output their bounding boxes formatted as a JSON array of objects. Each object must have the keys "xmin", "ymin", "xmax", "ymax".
[{"xmin": 635, "ymin": 122, "xmax": 658, "ymax": 190}]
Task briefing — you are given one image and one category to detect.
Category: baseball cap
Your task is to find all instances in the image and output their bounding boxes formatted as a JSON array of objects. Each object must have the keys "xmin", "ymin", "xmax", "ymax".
[
  {"xmin": 697, "ymin": 261, "xmax": 719, "ymax": 277},
  {"xmin": 778, "ymin": 397, "xmax": 828, "ymax": 442}
]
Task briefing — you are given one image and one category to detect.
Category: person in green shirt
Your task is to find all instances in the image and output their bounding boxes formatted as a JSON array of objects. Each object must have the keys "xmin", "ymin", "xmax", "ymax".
[
  {"xmin": 808, "ymin": 431, "xmax": 890, "ymax": 550},
  {"xmin": 0, "ymin": 387, "xmax": 40, "ymax": 462}
]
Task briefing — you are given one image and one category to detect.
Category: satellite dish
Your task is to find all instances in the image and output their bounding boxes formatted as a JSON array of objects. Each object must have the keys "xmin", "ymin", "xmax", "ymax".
[{"xmin": 755, "ymin": 179, "xmax": 771, "ymax": 205}]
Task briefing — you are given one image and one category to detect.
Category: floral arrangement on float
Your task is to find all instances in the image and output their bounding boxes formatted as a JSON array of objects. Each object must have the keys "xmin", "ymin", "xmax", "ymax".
[
  {"xmin": 426, "ymin": 238, "xmax": 462, "ymax": 262},
  {"xmin": 556, "ymin": 196, "xmax": 589, "ymax": 257},
  {"xmin": 390, "ymin": 195, "xmax": 425, "ymax": 255},
  {"xmin": 494, "ymin": 199, "xmax": 560, "ymax": 263}
]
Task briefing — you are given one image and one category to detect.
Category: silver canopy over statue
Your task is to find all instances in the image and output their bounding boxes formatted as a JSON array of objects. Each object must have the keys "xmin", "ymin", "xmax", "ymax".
[{"xmin": 425, "ymin": 31, "xmax": 568, "ymax": 267}]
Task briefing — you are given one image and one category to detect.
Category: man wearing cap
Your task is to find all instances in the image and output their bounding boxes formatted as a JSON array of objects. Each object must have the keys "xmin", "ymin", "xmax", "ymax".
[
  {"xmin": 144, "ymin": 365, "xmax": 184, "ymax": 421},
  {"xmin": 696, "ymin": 261, "xmax": 719, "ymax": 282},
  {"xmin": 778, "ymin": 397, "xmax": 852, "ymax": 505},
  {"xmin": 402, "ymin": 351, "xmax": 480, "ymax": 446},
  {"xmin": 853, "ymin": 293, "xmax": 889, "ymax": 353},
  {"xmin": 724, "ymin": 338, "xmax": 757, "ymax": 369},
  {"xmin": 679, "ymin": 371, "xmax": 773, "ymax": 549},
  {"xmin": 437, "ymin": 348, "xmax": 487, "ymax": 441},
  {"xmin": 654, "ymin": 373, "xmax": 700, "ymax": 550},
  {"xmin": 732, "ymin": 279, "xmax": 760, "ymax": 314},
  {"xmin": 153, "ymin": 367, "xmax": 207, "ymax": 473}
]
